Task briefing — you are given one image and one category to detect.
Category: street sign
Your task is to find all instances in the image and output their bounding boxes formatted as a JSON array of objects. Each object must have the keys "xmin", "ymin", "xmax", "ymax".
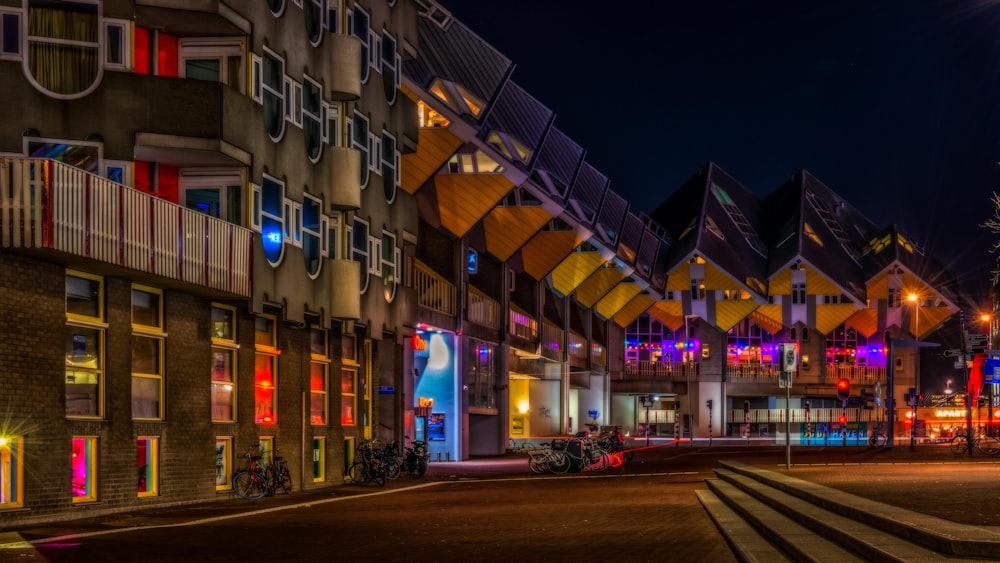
[
  {"xmin": 968, "ymin": 333, "xmax": 989, "ymax": 347},
  {"xmin": 943, "ymin": 348, "xmax": 963, "ymax": 357},
  {"xmin": 378, "ymin": 386, "xmax": 395, "ymax": 394}
]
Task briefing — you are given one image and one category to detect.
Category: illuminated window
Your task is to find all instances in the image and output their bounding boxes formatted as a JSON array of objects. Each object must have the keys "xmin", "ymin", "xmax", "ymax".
[
  {"xmin": 417, "ymin": 100, "xmax": 449, "ymax": 128},
  {"xmin": 0, "ymin": 436, "xmax": 22, "ymax": 508},
  {"xmin": 804, "ymin": 223, "xmax": 823, "ymax": 246},
  {"xmin": 382, "ymin": 231, "xmax": 397, "ymax": 303},
  {"xmin": 215, "ymin": 437, "xmax": 232, "ymax": 491},
  {"xmin": 71, "ymin": 436, "xmax": 97, "ymax": 502},
  {"xmin": 256, "ymin": 175, "xmax": 286, "ymax": 266},
  {"xmin": 255, "ymin": 315, "xmax": 278, "ymax": 425},
  {"xmin": 341, "ymin": 368, "xmax": 357, "ymax": 425},
  {"xmin": 690, "ymin": 278, "xmax": 705, "ymax": 301},
  {"xmin": 137, "ymin": 437, "xmax": 158, "ymax": 497},
  {"xmin": 486, "ymin": 131, "xmax": 531, "ymax": 164},
  {"xmin": 428, "ymin": 78, "xmax": 483, "ymax": 118},
  {"xmin": 182, "ymin": 170, "xmax": 244, "ymax": 224},
  {"xmin": 312, "ymin": 437, "xmax": 325, "ymax": 482},
  {"xmin": 258, "ymin": 437, "xmax": 274, "ymax": 468},
  {"xmin": 132, "ymin": 285, "xmax": 164, "ymax": 420},
  {"xmin": 468, "ymin": 341, "xmax": 496, "ymax": 410},
  {"xmin": 66, "ymin": 271, "xmax": 104, "ymax": 418},
  {"xmin": 26, "ymin": 0, "xmax": 102, "ymax": 99},
  {"xmin": 705, "ymin": 216, "xmax": 725, "ymax": 240},
  {"xmin": 211, "ymin": 304, "xmax": 237, "ymax": 422},
  {"xmin": 310, "ymin": 325, "xmax": 329, "ymax": 425}
]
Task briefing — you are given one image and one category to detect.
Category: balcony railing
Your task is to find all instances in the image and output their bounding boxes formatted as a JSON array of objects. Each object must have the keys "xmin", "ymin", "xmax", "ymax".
[
  {"xmin": 509, "ymin": 304, "xmax": 537, "ymax": 341},
  {"xmin": 568, "ymin": 331, "xmax": 587, "ymax": 361},
  {"xmin": 412, "ymin": 259, "xmax": 455, "ymax": 316},
  {"xmin": 541, "ymin": 320, "xmax": 563, "ymax": 361},
  {"xmin": 619, "ymin": 360, "xmax": 699, "ymax": 381},
  {"xmin": 467, "ymin": 285, "xmax": 500, "ymax": 329},
  {"xmin": 827, "ymin": 364, "xmax": 887, "ymax": 383},
  {"xmin": 726, "ymin": 363, "xmax": 781, "ymax": 382},
  {"xmin": 730, "ymin": 407, "xmax": 883, "ymax": 425},
  {"xmin": 1, "ymin": 157, "xmax": 251, "ymax": 296}
]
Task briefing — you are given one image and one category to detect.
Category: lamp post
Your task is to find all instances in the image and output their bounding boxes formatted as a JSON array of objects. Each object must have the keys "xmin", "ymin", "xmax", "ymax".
[{"xmin": 639, "ymin": 394, "xmax": 654, "ymax": 447}]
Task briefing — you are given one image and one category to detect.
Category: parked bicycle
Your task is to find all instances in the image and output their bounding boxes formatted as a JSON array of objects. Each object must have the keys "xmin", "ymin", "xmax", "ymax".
[
  {"xmin": 527, "ymin": 441, "xmax": 571, "ymax": 474},
  {"xmin": 400, "ymin": 436, "xmax": 429, "ymax": 478},
  {"xmin": 265, "ymin": 451, "xmax": 292, "ymax": 494},
  {"xmin": 348, "ymin": 439, "xmax": 386, "ymax": 486},
  {"xmin": 597, "ymin": 427, "xmax": 633, "ymax": 462},
  {"xmin": 381, "ymin": 440, "xmax": 402, "ymax": 480},
  {"xmin": 950, "ymin": 430, "xmax": 1000, "ymax": 455},
  {"xmin": 868, "ymin": 426, "xmax": 888, "ymax": 448},
  {"xmin": 232, "ymin": 447, "xmax": 268, "ymax": 500}
]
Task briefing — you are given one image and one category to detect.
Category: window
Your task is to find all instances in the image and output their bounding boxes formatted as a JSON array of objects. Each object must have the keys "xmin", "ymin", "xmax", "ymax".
[
  {"xmin": 268, "ymin": 0, "xmax": 285, "ymax": 16},
  {"xmin": 310, "ymin": 325, "xmax": 329, "ymax": 425},
  {"xmin": 262, "ymin": 48, "xmax": 286, "ymax": 140},
  {"xmin": 258, "ymin": 176, "xmax": 286, "ymax": 266},
  {"xmin": 350, "ymin": 6, "xmax": 370, "ymax": 83},
  {"xmin": 312, "ymin": 438, "xmax": 325, "ymax": 482},
  {"xmin": 104, "ymin": 19, "xmax": 130, "ymax": 70},
  {"xmin": 215, "ymin": 437, "xmax": 232, "ymax": 491},
  {"xmin": 0, "ymin": 9, "xmax": 21, "ymax": 59},
  {"xmin": 25, "ymin": 0, "xmax": 102, "ymax": 98},
  {"xmin": 285, "ymin": 78, "xmax": 302, "ymax": 127},
  {"xmin": 71, "ymin": 436, "xmax": 97, "ymax": 502},
  {"xmin": 212, "ymin": 304, "xmax": 238, "ymax": 422},
  {"xmin": 181, "ymin": 170, "xmax": 243, "ymax": 224},
  {"xmin": 0, "ymin": 435, "xmax": 22, "ymax": 508},
  {"xmin": 468, "ymin": 341, "xmax": 496, "ymax": 410},
  {"xmin": 325, "ymin": 101, "xmax": 341, "ymax": 146},
  {"xmin": 351, "ymin": 217, "xmax": 370, "ymax": 293},
  {"xmin": 303, "ymin": 193, "xmax": 324, "ymax": 277},
  {"xmin": 381, "ymin": 231, "xmax": 397, "ymax": 303},
  {"xmin": 132, "ymin": 286, "xmax": 164, "ymax": 420},
  {"xmin": 305, "ymin": 0, "xmax": 323, "ymax": 45},
  {"xmin": 303, "ymin": 76, "xmax": 324, "ymax": 162},
  {"xmin": 180, "ymin": 39, "xmax": 245, "ymax": 93},
  {"xmin": 887, "ymin": 287, "xmax": 901, "ymax": 308},
  {"xmin": 341, "ymin": 367, "xmax": 357, "ymax": 425},
  {"xmin": 255, "ymin": 315, "xmax": 278, "ymax": 424},
  {"xmin": 792, "ymin": 282, "xmax": 806, "ymax": 305},
  {"xmin": 66, "ymin": 271, "xmax": 104, "ymax": 418},
  {"xmin": 351, "ymin": 111, "xmax": 370, "ymax": 188},
  {"xmin": 381, "ymin": 31, "xmax": 399, "ymax": 104},
  {"xmin": 137, "ymin": 437, "xmax": 158, "ymax": 496},
  {"xmin": 381, "ymin": 131, "xmax": 398, "ymax": 202},
  {"xmin": 690, "ymin": 278, "xmax": 705, "ymax": 301}
]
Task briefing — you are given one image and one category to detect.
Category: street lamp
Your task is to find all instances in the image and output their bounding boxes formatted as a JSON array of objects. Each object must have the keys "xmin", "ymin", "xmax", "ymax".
[{"xmin": 639, "ymin": 395, "xmax": 654, "ymax": 447}]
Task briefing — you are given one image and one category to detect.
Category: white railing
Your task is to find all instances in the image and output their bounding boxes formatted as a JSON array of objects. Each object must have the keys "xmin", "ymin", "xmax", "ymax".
[
  {"xmin": 730, "ymin": 407, "xmax": 884, "ymax": 425},
  {"xmin": 619, "ymin": 360, "xmax": 699, "ymax": 381},
  {"xmin": 1, "ymin": 158, "xmax": 252, "ymax": 296},
  {"xmin": 413, "ymin": 259, "xmax": 456, "ymax": 316},
  {"xmin": 467, "ymin": 286, "xmax": 500, "ymax": 329}
]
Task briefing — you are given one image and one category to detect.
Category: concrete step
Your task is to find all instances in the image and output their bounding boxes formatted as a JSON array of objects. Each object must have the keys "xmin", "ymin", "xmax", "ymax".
[
  {"xmin": 695, "ymin": 488, "xmax": 794, "ymax": 563},
  {"xmin": 714, "ymin": 469, "xmax": 979, "ymax": 562},
  {"xmin": 718, "ymin": 460, "xmax": 1000, "ymax": 559}
]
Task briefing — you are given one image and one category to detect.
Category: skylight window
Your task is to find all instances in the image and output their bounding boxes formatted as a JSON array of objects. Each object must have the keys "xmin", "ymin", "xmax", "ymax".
[
  {"xmin": 428, "ymin": 78, "xmax": 484, "ymax": 118},
  {"xmin": 710, "ymin": 183, "xmax": 767, "ymax": 258},
  {"xmin": 804, "ymin": 223, "xmax": 823, "ymax": 246}
]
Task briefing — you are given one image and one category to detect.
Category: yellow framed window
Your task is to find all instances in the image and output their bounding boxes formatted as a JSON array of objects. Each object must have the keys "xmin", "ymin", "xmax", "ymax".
[
  {"xmin": 0, "ymin": 435, "xmax": 23, "ymax": 509},
  {"xmin": 310, "ymin": 325, "xmax": 329, "ymax": 425},
  {"xmin": 66, "ymin": 270, "xmax": 105, "ymax": 419},
  {"xmin": 312, "ymin": 437, "xmax": 325, "ymax": 482},
  {"xmin": 212, "ymin": 304, "xmax": 238, "ymax": 422},
  {"xmin": 215, "ymin": 437, "xmax": 232, "ymax": 491},
  {"xmin": 137, "ymin": 437, "xmax": 158, "ymax": 497},
  {"xmin": 71, "ymin": 436, "xmax": 97, "ymax": 502}
]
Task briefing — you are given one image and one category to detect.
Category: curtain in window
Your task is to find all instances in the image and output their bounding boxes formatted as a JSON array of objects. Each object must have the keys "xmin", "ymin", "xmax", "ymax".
[{"xmin": 28, "ymin": 5, "xmax": 99, "ymax": 96}]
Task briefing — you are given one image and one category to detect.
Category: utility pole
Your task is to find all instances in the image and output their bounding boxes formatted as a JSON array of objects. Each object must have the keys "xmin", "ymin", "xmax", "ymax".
[{"xmin": 961, "ymin": 312, "xmax": 974, "ymax": 456}]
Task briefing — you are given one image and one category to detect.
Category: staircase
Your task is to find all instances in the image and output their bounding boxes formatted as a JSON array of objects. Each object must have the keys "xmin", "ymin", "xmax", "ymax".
[{"xmin": 698, "ymin": 461, "xmax": 1000, "ymax": 562}]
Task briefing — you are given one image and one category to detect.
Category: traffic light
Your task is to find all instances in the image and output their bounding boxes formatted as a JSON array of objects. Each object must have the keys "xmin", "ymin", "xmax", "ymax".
[
  {"xmin": 838, "ymin": 414, "xmax": 847, "ymax": 425},
  {"xmin": 836, "ymin": 378, "xmax": 850, "ymax": 402}
]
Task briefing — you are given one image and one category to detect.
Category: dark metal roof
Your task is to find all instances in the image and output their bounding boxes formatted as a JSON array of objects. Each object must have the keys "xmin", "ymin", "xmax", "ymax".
[
  {"xmin": 478, "ymin": 81, "xmax": 555, "ymax": 171},
  {"xmin": 403, "ymin": 14, "xmax": 513, "ymax": 124},
  {"xmin": 594, "ymin": 189, "xmax": 627, "ymax": 248},
  {"xmin": 565, "ymin": 161, "xmax": 607, "ymax": 227},
  {"xmin": 616, "ymin": 212, "xmax": 644, "ymax": 268},
  {"xmin": 862, "ymin": 224, "xmax": 960, "ymax": 302},
  {"xmin": 529, "ymin": 127, "xmax": 584, "ymax": 200}
]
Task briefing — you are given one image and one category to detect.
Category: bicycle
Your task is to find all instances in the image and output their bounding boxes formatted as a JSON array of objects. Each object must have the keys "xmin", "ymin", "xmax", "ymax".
[
  {"xmin": 868, "ymin": 427, "xmax": 888, "ymax": 448},
  {"xmin": 562, "ymin": 436, "xmax": 610, "ymax": 472},
  {"xmin": 347, "ymin": 439, "xmax": 386, "ymax": 486},
  {"xmin": 950, "ymin": 431, "xmax": 1000, "ymax": 456},
  {"xmin": 265, "ymin": 452, "xmax": 292, "ymax": 494},
  {"xmin": 381, "ymin": 440, "xmax": 402, "ymax": 480},
  {"xmin": 232, "ymin": 447, "xmax": 268, "ymax": 500},
  {"xmin": 526, "ymin": 441, "xmax": 570, "ymax": 474}
]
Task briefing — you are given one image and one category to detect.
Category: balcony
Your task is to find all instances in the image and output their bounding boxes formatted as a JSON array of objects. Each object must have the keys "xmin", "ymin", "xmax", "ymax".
[
  {"xmin": 467, "ymin": 285, "xmax": 500, "ymax": 330},
  {"xmin": 730, "ymin": 407, "xmax": 882, "ymax": 427},
  {"xmin": 508, "ymin": 304, "xmax": 537, "ymax": 355},
  {"xmin": 413, "ymin": 259, "xmax": 456, "ymax": 317},
  {"xmin": 726, "ymin": 363, "xmax": 781, "ymax": 382},
  {"xmin": 568, "ymin": 331, "xmax": 588, "ymax": 369},
  {"xmin": 828, "ymin": 364, "xmax": 887, "ymax": 384},
  {"xmin": 618, "ymin": 360, "xmax": 699, "ymax": 381},
  {"xmin": 0, "ymin": 158, "xmax": 252, "ymax": 297},
  {"xmin": 541, "ymin": 320, "xmax": 563, "ymax": 362}
]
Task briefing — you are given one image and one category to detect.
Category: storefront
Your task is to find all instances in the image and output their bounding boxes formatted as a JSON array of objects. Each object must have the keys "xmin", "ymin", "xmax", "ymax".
[{"xmin": 412, "ymin": 327, "xmax": 460, "ymax": 462}]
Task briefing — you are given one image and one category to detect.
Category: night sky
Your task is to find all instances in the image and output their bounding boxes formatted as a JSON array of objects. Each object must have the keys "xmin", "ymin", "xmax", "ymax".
[{"xmin": 441, "ymin": 0, "xmax": 1000, "ymax": 305}]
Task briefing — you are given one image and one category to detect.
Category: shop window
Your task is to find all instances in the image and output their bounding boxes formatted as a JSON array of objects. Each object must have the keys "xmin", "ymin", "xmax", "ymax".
[
  {"xmin": 66, "ymin": 271, "xmax": 104, "ymax": 418},
  {"xmin": 25, "ymin": 0, "xmax": 102, "ymax": 99},
  {"xmin": 0, "ymin": 435, "xmax": 22, "ymax": 508},
  {"xmin": 350, "ymin": 111, "xmax": 370, "ymax": 188},
  {"xmin": 341, "ymin": 368, "xmax": 356, "ymax": 425},
  {"xmin": 381, "ymin": 131, "xmax": 398, "ymax": 202},
  {"xmin": 303, "ymin": 76, "xmax": 324, "ymax": 162},
  {"xmin": 262, "ymin": 48, "xmax": 286, "ymax": 141},
  {"xmin": 312, "ymin": 437, "xmax": 325, "ymax": 482},
  {"xmin": 468, "ymin": 341, "xmax": 496, "ymax": 410},
  {"xmin": 137, "ymin": 437, "xmax": 158, "ymax": 496},
  {"xmin": 255, "ymin": 353, "xmax": 277, "ymax": 424},
  {"xmin": 215, "ymin": 437, "xmax": 232, "ymax": 491},
  {"xmin": 71, "ymin": 436, "xmax": 97, "ymax": 502},
  {"xmin": 381, "ymin": 231, "xmax": 397, "ymax": 303}
]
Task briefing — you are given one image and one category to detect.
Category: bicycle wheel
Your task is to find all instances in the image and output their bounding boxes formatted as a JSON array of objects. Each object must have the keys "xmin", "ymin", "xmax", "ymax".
[
  {"xmin": 588, "ymin": 447, "xmax": 610, "ymax": 472},
  {"xmin": 414, "ymin": 457, "xmax": 427, "ymax": 477},
  {"xmin": 549, "ymin": 451, "xmax": 571, "ymax": 474},
  {"xmin": 875, "ymin": 433, "xmax": 888, "ymax": 448},
  {"xmin": 950, "ymin": 436, "xmax": 969, "ymax": 455},
  {"xmin": 276, "ymin": 464, "xmax": 292, "ymax": 493},
  {"xmin": 383, "ymin": 457, "xmax": 401, "ymax": 480},
  {"xmin": 348, "ymin": 461, "xmax": 369, "ymax": 484},
  {"xmin": 978, "ymin": 436, "xmax": 1000, "ymax": 455},
  {"xmin": 372, "ymin": 462, "xmax": 387, "ymax": 486},
  {"xmin": 528, "ymin": 454, "xmax": 544, "ymax": 474},
  {"xmin": 232, "ymin": 470, "xmax": 267, "ymax": 500}
]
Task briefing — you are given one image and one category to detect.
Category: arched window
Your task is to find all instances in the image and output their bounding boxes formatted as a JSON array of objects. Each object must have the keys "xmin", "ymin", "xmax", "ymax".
[
  {"xmin": 259, "ymin": 176, "xmax": 286, "ymax": 266},
  {"xmin": 302, "ymin": 193, "xmax": 323, "ymax": 278},
  {"xmin": 262, "ymin": 48, "xmax": 285, "ymax": 141},
  {"xmin": 24, "ymin": 0, "xmax": 103, "ymax": 99}
]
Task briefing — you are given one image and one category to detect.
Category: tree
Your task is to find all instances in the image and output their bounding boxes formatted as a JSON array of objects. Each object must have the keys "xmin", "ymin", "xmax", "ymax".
[{"xmin": 980, "ymin": 192, "xmax": 1000, "ymax": 283}]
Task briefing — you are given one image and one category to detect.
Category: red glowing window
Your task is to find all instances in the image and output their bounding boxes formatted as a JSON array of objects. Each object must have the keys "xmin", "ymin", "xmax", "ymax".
[{"xmin": 255, "ymin": 353, "xmax": 276, "ymax": 424}]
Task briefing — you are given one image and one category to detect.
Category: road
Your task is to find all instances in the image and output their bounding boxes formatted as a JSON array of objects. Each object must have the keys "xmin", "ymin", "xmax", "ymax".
[{"xmin": 9, "ymin": 442, "xmax": 1000, "ymax": 563}]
